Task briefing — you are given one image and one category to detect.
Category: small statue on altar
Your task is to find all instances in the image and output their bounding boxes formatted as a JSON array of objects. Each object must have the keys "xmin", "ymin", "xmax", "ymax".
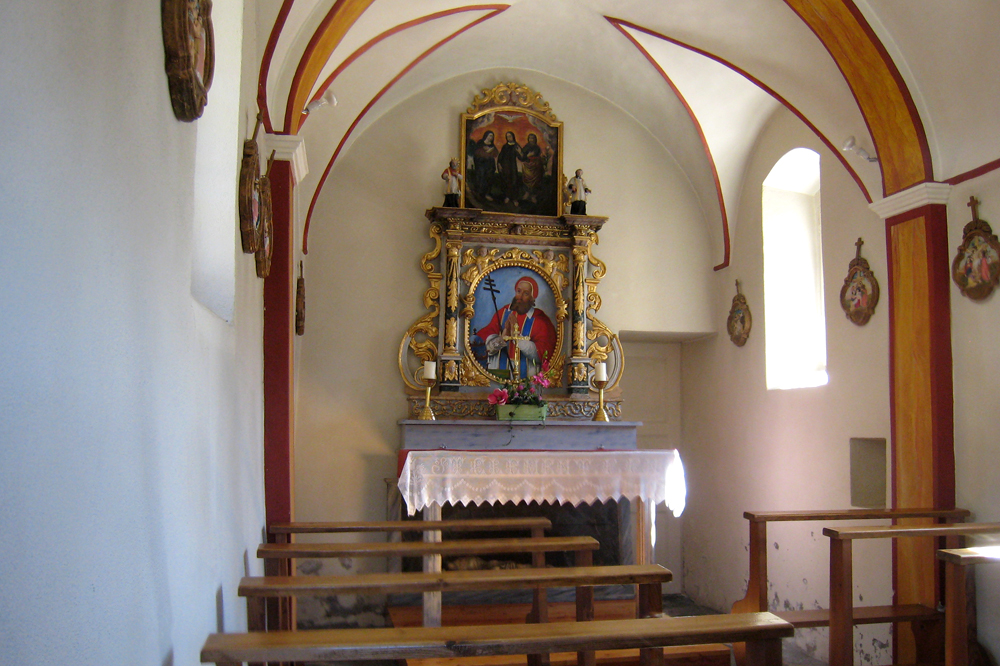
[
  {"xmin": 567, "ymin": 168, "xmax": 591, "ymax": 215},
  {"xmin": 441, "ymin": 158, "xmax": 462, "ymax": 207}
]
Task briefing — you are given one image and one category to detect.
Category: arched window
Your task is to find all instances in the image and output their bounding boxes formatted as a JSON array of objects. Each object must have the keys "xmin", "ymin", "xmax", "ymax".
[{"xmin": 762, "ymin": 148, "xmax": 827, "ymax": 390}]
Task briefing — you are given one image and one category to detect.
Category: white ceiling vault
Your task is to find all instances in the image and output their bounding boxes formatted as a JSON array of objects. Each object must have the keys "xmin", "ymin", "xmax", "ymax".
[{"xmin": 255, "ymin": 0, "xmax": 1000, "ymax": 264}]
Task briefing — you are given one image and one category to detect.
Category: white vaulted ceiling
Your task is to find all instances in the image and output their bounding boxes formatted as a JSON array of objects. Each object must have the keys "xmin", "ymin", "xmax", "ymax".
[{"xmin": 254, "ymin": 0, "xmax": 999, "ymax": 266}]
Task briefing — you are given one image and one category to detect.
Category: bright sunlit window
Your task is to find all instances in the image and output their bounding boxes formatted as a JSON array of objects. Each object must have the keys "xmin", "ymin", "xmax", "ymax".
[{"xmin": 762, "ymin": 148, "xmax": 828, "ymax": 390}]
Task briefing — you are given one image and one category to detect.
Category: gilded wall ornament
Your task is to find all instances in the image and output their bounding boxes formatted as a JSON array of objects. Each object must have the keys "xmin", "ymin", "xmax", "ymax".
[
  {"xmin": 952, "ymin": 196, "xmax": 1000, "ymax": 301},
  {"xmin": 727, "ymin": 280, "xmax": 752, "ymax": 347},
  {"xmin": 839, "ymin": 238, "xmax": 880, "ymax": 325}
]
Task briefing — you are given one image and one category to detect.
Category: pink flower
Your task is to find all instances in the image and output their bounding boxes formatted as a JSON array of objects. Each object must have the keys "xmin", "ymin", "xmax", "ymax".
[{"xmin": 488, "ymin": 388, "xmax": 508, "ymax": 405}]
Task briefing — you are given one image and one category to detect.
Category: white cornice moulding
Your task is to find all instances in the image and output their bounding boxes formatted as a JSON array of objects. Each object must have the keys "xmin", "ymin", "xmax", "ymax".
[
  {"xmin": 262, "ymin": 134, "xmax": 309, "ymax": 185},
  {"xmin": 869, "ymin": 182, "xmax": 952, "ymax": 219}
]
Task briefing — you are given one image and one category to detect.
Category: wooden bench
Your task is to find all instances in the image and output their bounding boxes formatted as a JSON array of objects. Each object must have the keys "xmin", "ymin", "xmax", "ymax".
[
  {"xmin": 824, "ymin": 522, "xmax": 1000, "ymax": 666},
  {"xmin": 260, "ymin": 535, "xmax": 599, "ymax": 632},
  {"xmin": 257, "ymin": 535, "xmax": 599, "ymax": 566},
  {"xmin": 202, "ymin": 611, "xmax": 795, "ymax": 666},
  {"xmin": 729, "ymin": 508, "xmax": 969, "ymax": 665},
  {"xmin": 242, "ymin": 563, "xmax": 673, "ymax": 666},
  {"xmin": 241, "ymin": 563, "xmax": 671, "ymax": 628},
  {"xmin": 937, "ymin": 546, "xmax": 1000, "ymax": 666},
  {"xmin": 262, "ymin": 517, "xmax": 553, "ymax": 633},
  {"xmin": 267, "ymin": 517, "xmax": 552, "ymax": 539}
]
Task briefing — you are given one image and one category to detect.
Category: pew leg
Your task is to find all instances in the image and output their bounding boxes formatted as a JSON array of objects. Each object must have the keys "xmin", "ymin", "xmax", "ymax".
[
  {"xmin": 245, "ymin": 596, "xmax": 267, "ymax": 666},
  {"xmin": 829, "ymin": 538, "xmax": 854, "ymax": 666},
  {"xmin": 638, "ymin": 582, "xmax": 664, "ymax": 666},
  {"xmin": 527, "ymin": 589, "xmax": 551, "ymax": 666},
  {"xmin": 576, "ymin": 584, "xmax": 596, "ymax": 666},
  {"xmin": 574, "ymin": 542, "xmax": 596, "ymax": 666},
  {"xmin": 422, "ymin": 504, "xmax": 443, "ymax": 628},
  {"xmin": 527, "ymin": 544, "xmax": 550, "ymax": 666},
  {"xmin": 944, "ymin": 560, "xmax": 969, "ymax": 666},
  {"xmin": 745, "ymin": 638, "xmax": 783, "ymax": 666},
  {"xmin": 733, "ymin": 520, "xmax": 768, "ymax": 666}
]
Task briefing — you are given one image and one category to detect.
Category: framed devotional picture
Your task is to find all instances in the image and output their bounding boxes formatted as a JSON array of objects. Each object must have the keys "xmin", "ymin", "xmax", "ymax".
[
  {"xmin": 466, "ymin": 262, "xmax": 565, "ymax": 383},
  {"xmin": 952, "ymin": 196, "xmax": 1000, "ymax": 301},
  {"xmin": 460, "ymin": 83, "xmax": 563, "ymax": 216}
]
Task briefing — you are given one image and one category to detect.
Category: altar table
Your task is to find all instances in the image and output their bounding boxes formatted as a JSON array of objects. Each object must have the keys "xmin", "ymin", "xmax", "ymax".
[
  {"xmin": 398, "ymin": 449, "xmax": 686, "ymax": 518},
  {"xmin": 397, "ymin": 449, "xmax": 686, "ymax": 626}
]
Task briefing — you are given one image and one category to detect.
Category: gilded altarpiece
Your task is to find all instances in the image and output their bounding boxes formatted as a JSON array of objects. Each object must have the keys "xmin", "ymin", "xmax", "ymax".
[{"xmin": 398, "ymin": 84, "xmax": 625, "ymax": 420}]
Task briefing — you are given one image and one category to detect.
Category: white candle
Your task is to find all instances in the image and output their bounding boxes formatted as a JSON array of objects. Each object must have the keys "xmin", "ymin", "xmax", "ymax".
[
  {"xmin": 594, "ymin": 362, "xmax": 607, "ymax": 382},
  {"xmin": 423, "ymin": 360, "xmax": 437, "ymax": 380}
]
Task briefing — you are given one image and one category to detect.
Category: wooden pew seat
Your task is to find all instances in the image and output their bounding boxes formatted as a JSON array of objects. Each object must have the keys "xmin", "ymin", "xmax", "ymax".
[
  {"xmin": 240, "ymin": 563, "xmax": 672, "ymax": 597},
  {"xmin": 257, "ymin": 535, "xmax": 599, "ymax": 562},
  {"xmin": 201, "ymin": 612, "xmax": 795, "ymax": 666},
  {"xmin": 268, "ymin": 517, "xmax": 552, "ymax": 536}
]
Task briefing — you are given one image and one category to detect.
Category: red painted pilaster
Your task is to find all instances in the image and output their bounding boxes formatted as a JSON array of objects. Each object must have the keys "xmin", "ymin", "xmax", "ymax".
[{"xmin": 264, "ymin": 160, "xmax": 295, "ymax": 527}]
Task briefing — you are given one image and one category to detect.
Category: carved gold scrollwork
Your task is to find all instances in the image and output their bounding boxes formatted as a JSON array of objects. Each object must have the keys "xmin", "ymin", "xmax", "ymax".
[
  {"xmin": 583, "ymin": 236, "xmax": 624, "ymax": 390},
  {"xmin": 446, "ymin": 242, "xmax": 461, "ymax": 312},
  {"xmin": 588, "ymin": 233, "xmax": 607, "ymax": 279},
  {"xmin": 399, "ymin": 224, "xmax": 443, "ymax": 390},
  {"xmin": 460, "ymin": 292, "xmax": 475, "ymax": 320},
  {"xmin": 531, "ymin": 249, "xmax": 569, "ymax": 294},
  {"xmin": 467, "ymin": 82, "xmax": 557, "ymax": 121},
  {"xmin": 461, "ymin": 247, "xmax": 498, "ymax": 285},
  {"xmin": 461, "ymin": 352, "xmax": 491, "ymax": 387}
]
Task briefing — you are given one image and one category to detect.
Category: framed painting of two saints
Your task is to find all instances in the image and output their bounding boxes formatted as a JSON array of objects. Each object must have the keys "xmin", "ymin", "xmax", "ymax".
[
  {"xmin": 467, "ymin": 264, "xmax": 564, "ymax": 382},
  {"xmin": 461, "ymin": 107, "xmax": 563, "ymax": 216}
]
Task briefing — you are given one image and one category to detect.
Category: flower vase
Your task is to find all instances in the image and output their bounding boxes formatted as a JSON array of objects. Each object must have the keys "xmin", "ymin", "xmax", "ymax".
[{"xmin": 496, "ymin": 404, "xmax": 548, "ymax": 421}]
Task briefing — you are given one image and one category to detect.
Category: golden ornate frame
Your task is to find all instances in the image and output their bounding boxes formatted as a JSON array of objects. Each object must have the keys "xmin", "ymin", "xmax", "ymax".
[
  {"xmin": 460, "ymin": 83, "xmax": 563, "ymax": 216},
  {"xmin": 462, "ymin": 250, "xmax": 568, "ymax": 385}
]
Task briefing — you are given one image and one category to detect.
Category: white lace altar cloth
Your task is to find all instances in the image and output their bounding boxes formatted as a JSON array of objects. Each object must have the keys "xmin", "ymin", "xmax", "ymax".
[{"xmin": 398, "ymin": 450, "xmax": 686, "ymax": 517}]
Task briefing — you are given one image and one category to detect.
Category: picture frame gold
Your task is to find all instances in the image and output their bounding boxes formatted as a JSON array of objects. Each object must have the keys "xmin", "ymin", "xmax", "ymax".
[
  {"xmin": 952, "ymin": 196, "xmax": 1000, "ymax": 301},
  {"xmin": 839, "ymin": 238, "xmax": 880, "ymax": 325},
  {"xmin": 461, "ymin": 83, "xmax": 563, "ymax": 217},
  {"xmin": 162, "ymin": 0, "xmax": 215, "ymax": 122},
  {"xmin": 465, "ymin": 258, "xmax": 567, "ymax": 384}
]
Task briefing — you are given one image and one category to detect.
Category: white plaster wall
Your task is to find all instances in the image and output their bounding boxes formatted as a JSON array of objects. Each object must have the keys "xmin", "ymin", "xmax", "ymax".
[
  {"xmin": 0, "ymin": 2, "xmax": 265, "ymax": 664},
  {"xmin": 949, "ymin": 169, "xmax": 1000, "ymax": 658},
  {"xmin": 681, "ymin": 106, "xmax": 893, "ymax": 663},
  {"xmin": 294, "ymin": 71, "xmax": 712, "ymax": 624},
  {"xmin": 619, "ymin": 339, "xmax": 684, "ymax": 593}
]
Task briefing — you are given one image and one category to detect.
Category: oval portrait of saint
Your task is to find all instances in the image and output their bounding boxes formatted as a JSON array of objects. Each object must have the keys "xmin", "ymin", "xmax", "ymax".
[{"xmin": 468, "ymin": 265, "xmax": 563, "ymax": 382}]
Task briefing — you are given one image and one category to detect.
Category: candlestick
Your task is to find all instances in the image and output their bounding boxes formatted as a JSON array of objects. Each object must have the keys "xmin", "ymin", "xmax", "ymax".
[
  {"xmin": 418, "ymin": 361, "xmax": 436, "ymax": 420},
  {"xmin": 592, "ymin": 378, "xmax": 609, "ymax": 422}
]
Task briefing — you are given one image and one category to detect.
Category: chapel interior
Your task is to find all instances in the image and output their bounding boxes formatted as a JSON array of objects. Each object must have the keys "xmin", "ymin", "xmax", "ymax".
[{"xmin": 3, "ymin": 1, "xmax": 1000, "ymax": 665}]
